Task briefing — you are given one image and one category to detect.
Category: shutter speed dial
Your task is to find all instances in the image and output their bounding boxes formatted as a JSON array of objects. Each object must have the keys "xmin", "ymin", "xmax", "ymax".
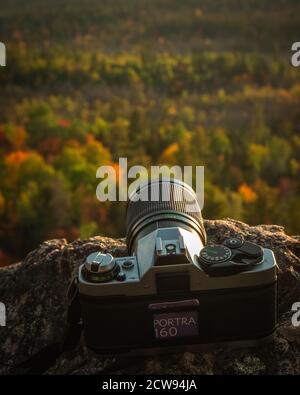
[
  {"xmin": 198, "ymin": 238, "xmax": 264, "ymax": 277},
  {"xmin": 200, "ymin": 245, "xmax": 232, "ymax": 265}
]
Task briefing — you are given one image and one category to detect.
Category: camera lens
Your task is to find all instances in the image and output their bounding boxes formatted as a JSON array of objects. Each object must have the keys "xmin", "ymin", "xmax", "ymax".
[{"xmin": 126, "ymin": 179, "xmax": 206, "ymax": 254}]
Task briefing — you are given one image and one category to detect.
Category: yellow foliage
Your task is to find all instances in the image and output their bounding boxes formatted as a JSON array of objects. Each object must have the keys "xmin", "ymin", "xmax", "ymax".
[{"xmin": 167, "ymin": 106, "xmax": 177, "ymax": 116}]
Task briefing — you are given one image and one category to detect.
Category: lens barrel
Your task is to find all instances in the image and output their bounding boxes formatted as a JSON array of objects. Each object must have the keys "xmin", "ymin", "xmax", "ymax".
[{"xmin": 126, "ymin": 179, "xmax": 206, "ymax": 254}]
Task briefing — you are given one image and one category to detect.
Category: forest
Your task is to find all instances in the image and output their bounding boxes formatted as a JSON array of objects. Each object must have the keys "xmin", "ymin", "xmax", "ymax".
[{"xmin": 0, "ymin": 0, "xmax": 300, "ymax": 265}]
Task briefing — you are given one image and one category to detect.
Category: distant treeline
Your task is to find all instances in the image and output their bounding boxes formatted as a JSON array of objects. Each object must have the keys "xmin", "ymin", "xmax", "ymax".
[{"xmin": 0, "ymin": 0, "xmax": 300, "ymax": 265}]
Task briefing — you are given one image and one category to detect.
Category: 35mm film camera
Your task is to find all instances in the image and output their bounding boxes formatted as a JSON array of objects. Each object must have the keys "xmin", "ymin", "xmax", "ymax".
[{"xmin": 77, "ymin": 179, "xmax": 277, "ymax": 354}]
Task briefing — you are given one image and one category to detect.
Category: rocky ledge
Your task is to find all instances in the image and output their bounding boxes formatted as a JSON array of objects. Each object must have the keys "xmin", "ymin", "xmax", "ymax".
[{"xmin": 0, "ymin": 219, "xmax": 300, "ymax": 375}]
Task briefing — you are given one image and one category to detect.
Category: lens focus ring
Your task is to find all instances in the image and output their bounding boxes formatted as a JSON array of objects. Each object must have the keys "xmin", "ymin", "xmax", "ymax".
[{"xmin": 126, "ymin": 179, "xmax": 206, "ymax": 251}]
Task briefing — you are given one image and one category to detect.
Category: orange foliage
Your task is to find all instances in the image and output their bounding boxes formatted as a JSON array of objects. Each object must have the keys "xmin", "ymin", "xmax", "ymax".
[
  {"xmin": 167, "ymin": 106, "xmax": 177, "ymax": 116},
  {"xmin": 57, "ymin": 118, "xmax": 71, "ymax": 128},
  {"xmin": 159, "ymin": 143, "xmax": 179, "ymax": 164},
  {"xmin": 238, "ymin": 183, "xmax": 257, "ymax": 203},
  {"xmin": 111, "ymin": 162, "xmax": 121, "ymax": 183},
  {"xmin": 5, "ymin": 150, "xmax": 31, "ymax": 165},
  {"xmin": 86, "ymin": 133, "xmax": 96, "ymax": 145}
]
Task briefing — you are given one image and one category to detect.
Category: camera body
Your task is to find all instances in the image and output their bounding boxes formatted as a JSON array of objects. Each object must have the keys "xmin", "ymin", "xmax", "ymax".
[
  {"xmin": 77, "ymin": 179, "xmax": 277, "ymax": 354},
  {"xmin": 78, "ymin": 226, "xmax": 277, "ymax": 354}
]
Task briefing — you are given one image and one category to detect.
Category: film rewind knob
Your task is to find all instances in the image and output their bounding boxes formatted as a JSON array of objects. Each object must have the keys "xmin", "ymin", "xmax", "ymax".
[{"xmin": 83, "ymin": 252, "xmax": 120, "ymax": 283}]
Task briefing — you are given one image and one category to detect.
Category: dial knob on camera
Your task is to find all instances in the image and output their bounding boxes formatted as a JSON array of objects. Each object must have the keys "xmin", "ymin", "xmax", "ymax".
[
  {"xmin": 199, "ymin": 245, "xmax": 232, "ymax": 265},
  {"xmin": 83, "ymin": 252, "xmax": 120, "ymax": 283}
]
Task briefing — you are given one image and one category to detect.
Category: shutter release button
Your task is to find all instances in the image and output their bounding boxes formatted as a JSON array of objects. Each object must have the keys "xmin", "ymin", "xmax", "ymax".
[
  {"xmin": 224, "ymin": 238, "xmax": 244, "ymax": 248},
  {"xmin": 117, "ymin": 272, "xmax": 126, "ymax": 282}
]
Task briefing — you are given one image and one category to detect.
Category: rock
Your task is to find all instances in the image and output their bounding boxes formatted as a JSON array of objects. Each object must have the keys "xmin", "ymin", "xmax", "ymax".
[{"xmin": 0, "ymin": 219, "xmax": 299, "ymax": 375}]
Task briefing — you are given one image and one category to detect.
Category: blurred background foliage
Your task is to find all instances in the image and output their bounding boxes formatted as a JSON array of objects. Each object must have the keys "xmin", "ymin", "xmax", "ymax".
[{"xmin": 0, "ymin": 0, "xmax": 300, "ymax": 265}]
